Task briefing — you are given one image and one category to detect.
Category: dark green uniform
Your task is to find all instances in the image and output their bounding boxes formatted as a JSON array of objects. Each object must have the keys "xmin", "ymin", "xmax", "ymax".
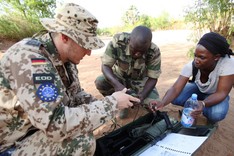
[{"xmin": 95, "ymin": 32, "xmax": 161, "ymax": 105}]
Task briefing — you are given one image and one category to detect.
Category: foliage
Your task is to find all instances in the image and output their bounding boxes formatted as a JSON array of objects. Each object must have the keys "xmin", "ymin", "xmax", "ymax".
[
  {"xmin": 121, "ymin": 6, "xmax": 179, "ymax": 32},
  {"xmin": 137, "ymin": 14, "xmax": 152, "ymax": 28},
  {"xmin": 0, "ymin": 2, "xmax": 185, "ymax": 41},
  {"xmin": 97, "ymin": 26, "xmax": 134, "ymax": 37},
  {"xmin": 184, "ymin": 0, "xmax": 234, "ymax": 58},
  {"xmin": 0, "ymin": 15, "xmax": 44, "ymax": 40},
  {"xmin": 152, "ymin": 12, "xmax": 172, "ymax": 30},
  {"xmin": 0, "ymin": 0, "xmax": 55, "ymax": 40},
  {"xmin": 184, "ymin": 0, "xmax": 234, "ymax": 41},
  {"xmin": 0, "ymin": 0, "xmax": 55, "ymax": 19},
  {"xmin": 122, "ymin": 5, "xmax": 140, "ymax": 26},
  {"xmin": 97, "ymin": 6, "xmax": 185, "ymax": 37}
]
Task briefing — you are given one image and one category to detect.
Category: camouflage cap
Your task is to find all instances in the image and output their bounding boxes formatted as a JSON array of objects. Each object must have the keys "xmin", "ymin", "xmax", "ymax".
[{"xmin": 40, "ymin": 3, "xmax": 104, "ymax": 50}]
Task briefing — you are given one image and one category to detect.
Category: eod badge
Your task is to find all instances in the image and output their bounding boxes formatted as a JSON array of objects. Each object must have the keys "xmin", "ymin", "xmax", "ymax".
[{"xmin": 33, "ymin": 73, "xmax": 55, "ymax": 84}]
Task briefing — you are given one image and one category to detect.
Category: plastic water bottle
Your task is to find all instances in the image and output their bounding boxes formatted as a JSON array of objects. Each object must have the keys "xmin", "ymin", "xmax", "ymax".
[{"xmin": 181, "ymin": 93, "xmax": 199, "ymax": 127}]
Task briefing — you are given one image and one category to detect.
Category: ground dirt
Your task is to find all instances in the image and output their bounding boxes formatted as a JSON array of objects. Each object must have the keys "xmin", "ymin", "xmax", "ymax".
[{"xmin": 0, "ymin": 32, "xmax": 234, "ymax": 156}]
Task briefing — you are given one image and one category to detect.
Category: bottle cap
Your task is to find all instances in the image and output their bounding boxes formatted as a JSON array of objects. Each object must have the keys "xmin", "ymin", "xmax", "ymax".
[{"xmin": 191, "ymin": 93, "xmax": 198, "ymax": 100}]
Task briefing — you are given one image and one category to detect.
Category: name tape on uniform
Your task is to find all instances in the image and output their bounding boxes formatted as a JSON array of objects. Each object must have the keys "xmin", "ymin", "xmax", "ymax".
[{"xmin": 33, "ymin": 73, "xmax": 55, "ymax": 84}]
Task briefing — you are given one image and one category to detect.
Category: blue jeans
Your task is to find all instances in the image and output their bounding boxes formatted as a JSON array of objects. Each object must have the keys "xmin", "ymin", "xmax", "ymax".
[
  {"xmin": 172, "ymin": 83, "xmax": 229, "ymax": 123},
  {"xmin": 0, "ymin": 147, "xmax": 15, "ymax": 156}
]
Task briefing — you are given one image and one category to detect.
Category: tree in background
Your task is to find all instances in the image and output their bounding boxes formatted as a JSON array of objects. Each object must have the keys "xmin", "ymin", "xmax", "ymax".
[
  {"xmin": 122, "ymin": 5, "xmax": 140, "ymax": 26},
  {"xmin": 0, "ymin": 0, "xmax": 55, "ymax": 19},
  {"xmin": 0, "ymin": 0, "xmax": 55, "ymax": 40},
  {"xmin": 137, "ymin": 15, "xmax": 152, "ymax": 28},
  {"xmin": 184, "ymin": 0, "xmax": 234, "ymax": 43},
  {"xmin": 151, "ymin": 12, "xmax": 171, "ymax": 30},
  {"xmin": 120, "ymin": 5, "xmax": 176, "ymax": 32}
]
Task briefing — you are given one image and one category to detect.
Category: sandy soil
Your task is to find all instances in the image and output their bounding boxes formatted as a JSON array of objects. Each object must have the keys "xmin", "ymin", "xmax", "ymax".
[{"xmin": 0, "ymin": 31, "xmax": 233, "ymax": 156}]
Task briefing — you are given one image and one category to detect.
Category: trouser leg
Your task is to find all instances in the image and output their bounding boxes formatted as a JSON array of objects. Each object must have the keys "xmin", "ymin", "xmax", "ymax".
[
  {"xmin": 172, "ymin": 83, "xmax": 200, "ymax": 106},
  {"xmin": 203, "ymin": 96, "xmax": 229, "ymax": 123},
  {"xmin": 94, "ymin": 75, "xmax": 115, "ymax": 96}
]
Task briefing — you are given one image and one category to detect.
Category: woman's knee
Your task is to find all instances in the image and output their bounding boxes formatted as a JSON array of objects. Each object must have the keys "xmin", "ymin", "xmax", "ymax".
[
  {"xmin": 203, "ymin": 96, "xmax": 229, "ymax": 123},
  {"xmin": 172, "ymin": 83, "xmax": 200, "ymax": 106},
  {"xmin": 203, "ymin": 106, "xmax": 228, "ymax": 123},
  {"xmin": 203, "ymin": 112, "xmax": 226, "ymax": 123}
]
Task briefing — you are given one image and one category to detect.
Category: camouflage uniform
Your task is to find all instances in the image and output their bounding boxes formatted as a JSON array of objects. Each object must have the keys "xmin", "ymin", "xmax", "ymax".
[
  {"xmin": 0, "ymin": 34, "xmax": 118, "ymax": 156},
  {"xmin": 0, "ymin": 3, "xmax": 117, "ymax": 156},
  {"xmin": 95, "ymin": 32, "xmax": 161, "ymax": 105}
]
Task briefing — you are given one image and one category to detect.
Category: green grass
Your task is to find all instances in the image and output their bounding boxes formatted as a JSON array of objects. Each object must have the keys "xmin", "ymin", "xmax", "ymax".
[{"xmin": 0, "ymin": 15, "xmax": 43, "ymax": 41}]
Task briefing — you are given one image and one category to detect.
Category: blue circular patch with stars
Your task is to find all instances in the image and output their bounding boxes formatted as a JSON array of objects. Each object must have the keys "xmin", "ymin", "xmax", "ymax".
[{"xmin": 36, "ymin": 83, "xmax": 58, "ymax": 102}]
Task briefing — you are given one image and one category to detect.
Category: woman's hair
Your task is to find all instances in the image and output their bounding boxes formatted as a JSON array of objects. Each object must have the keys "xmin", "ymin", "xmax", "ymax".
[{"xmin": 197, "ymin": 32, "xmax": 234, "ymax": 57}]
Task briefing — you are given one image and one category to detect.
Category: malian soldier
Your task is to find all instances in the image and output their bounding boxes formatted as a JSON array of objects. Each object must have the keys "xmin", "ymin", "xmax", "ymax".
[{"xmin": 95, "ymin": 26, "xmax": 161, "ymax": 119}]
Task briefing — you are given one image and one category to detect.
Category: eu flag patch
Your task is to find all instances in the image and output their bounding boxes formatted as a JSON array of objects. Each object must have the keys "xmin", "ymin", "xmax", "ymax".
[{"xmin": 36, "ymin": 83, "xmax": 58, "ymax": 102}]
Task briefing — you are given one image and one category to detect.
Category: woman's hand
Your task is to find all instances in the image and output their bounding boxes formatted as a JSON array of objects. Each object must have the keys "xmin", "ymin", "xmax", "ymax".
[
  {"xmin": 149, "ymin": 100, "xmax": 164, "ymax": 112},
  {"xmin": 191, "ymin": 101, "xmax": 204, "ymax": 118}
]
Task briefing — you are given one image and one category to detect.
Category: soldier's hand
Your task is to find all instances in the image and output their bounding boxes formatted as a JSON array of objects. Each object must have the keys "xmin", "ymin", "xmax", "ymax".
[{"xmin": 112, "ymin": 88, "xmax": 140, "ymax": 110}]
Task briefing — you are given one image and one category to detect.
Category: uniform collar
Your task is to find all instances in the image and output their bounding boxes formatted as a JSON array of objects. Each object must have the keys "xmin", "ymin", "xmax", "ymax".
[
  {"xmin": 36, "ymin": 32, "xmax": 63, "ymax": 65},
  {"xmin": 126, "ymin": 45, "xmax": 131, "ymax": 56},
  {"xmin": 126, "ymin": 44, "xmax": 147, "ymax": 59}
]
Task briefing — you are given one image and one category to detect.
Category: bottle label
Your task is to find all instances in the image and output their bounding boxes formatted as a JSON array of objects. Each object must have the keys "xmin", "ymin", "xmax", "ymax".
[{"xmin": 181, "ymin": 108, "xmax": 194, "ymax": 127}]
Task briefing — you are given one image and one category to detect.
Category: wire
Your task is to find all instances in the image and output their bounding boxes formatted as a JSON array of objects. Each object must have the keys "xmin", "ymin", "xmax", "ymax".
[{"xmin": 102, "ymin": 117, "xmax": 122, "ymax": 136}]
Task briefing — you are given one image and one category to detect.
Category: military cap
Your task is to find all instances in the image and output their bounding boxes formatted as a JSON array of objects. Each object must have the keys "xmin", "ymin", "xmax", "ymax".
[{"xmin": 40, "ymin": 3, "xmax": 104, "ymax": 50}]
